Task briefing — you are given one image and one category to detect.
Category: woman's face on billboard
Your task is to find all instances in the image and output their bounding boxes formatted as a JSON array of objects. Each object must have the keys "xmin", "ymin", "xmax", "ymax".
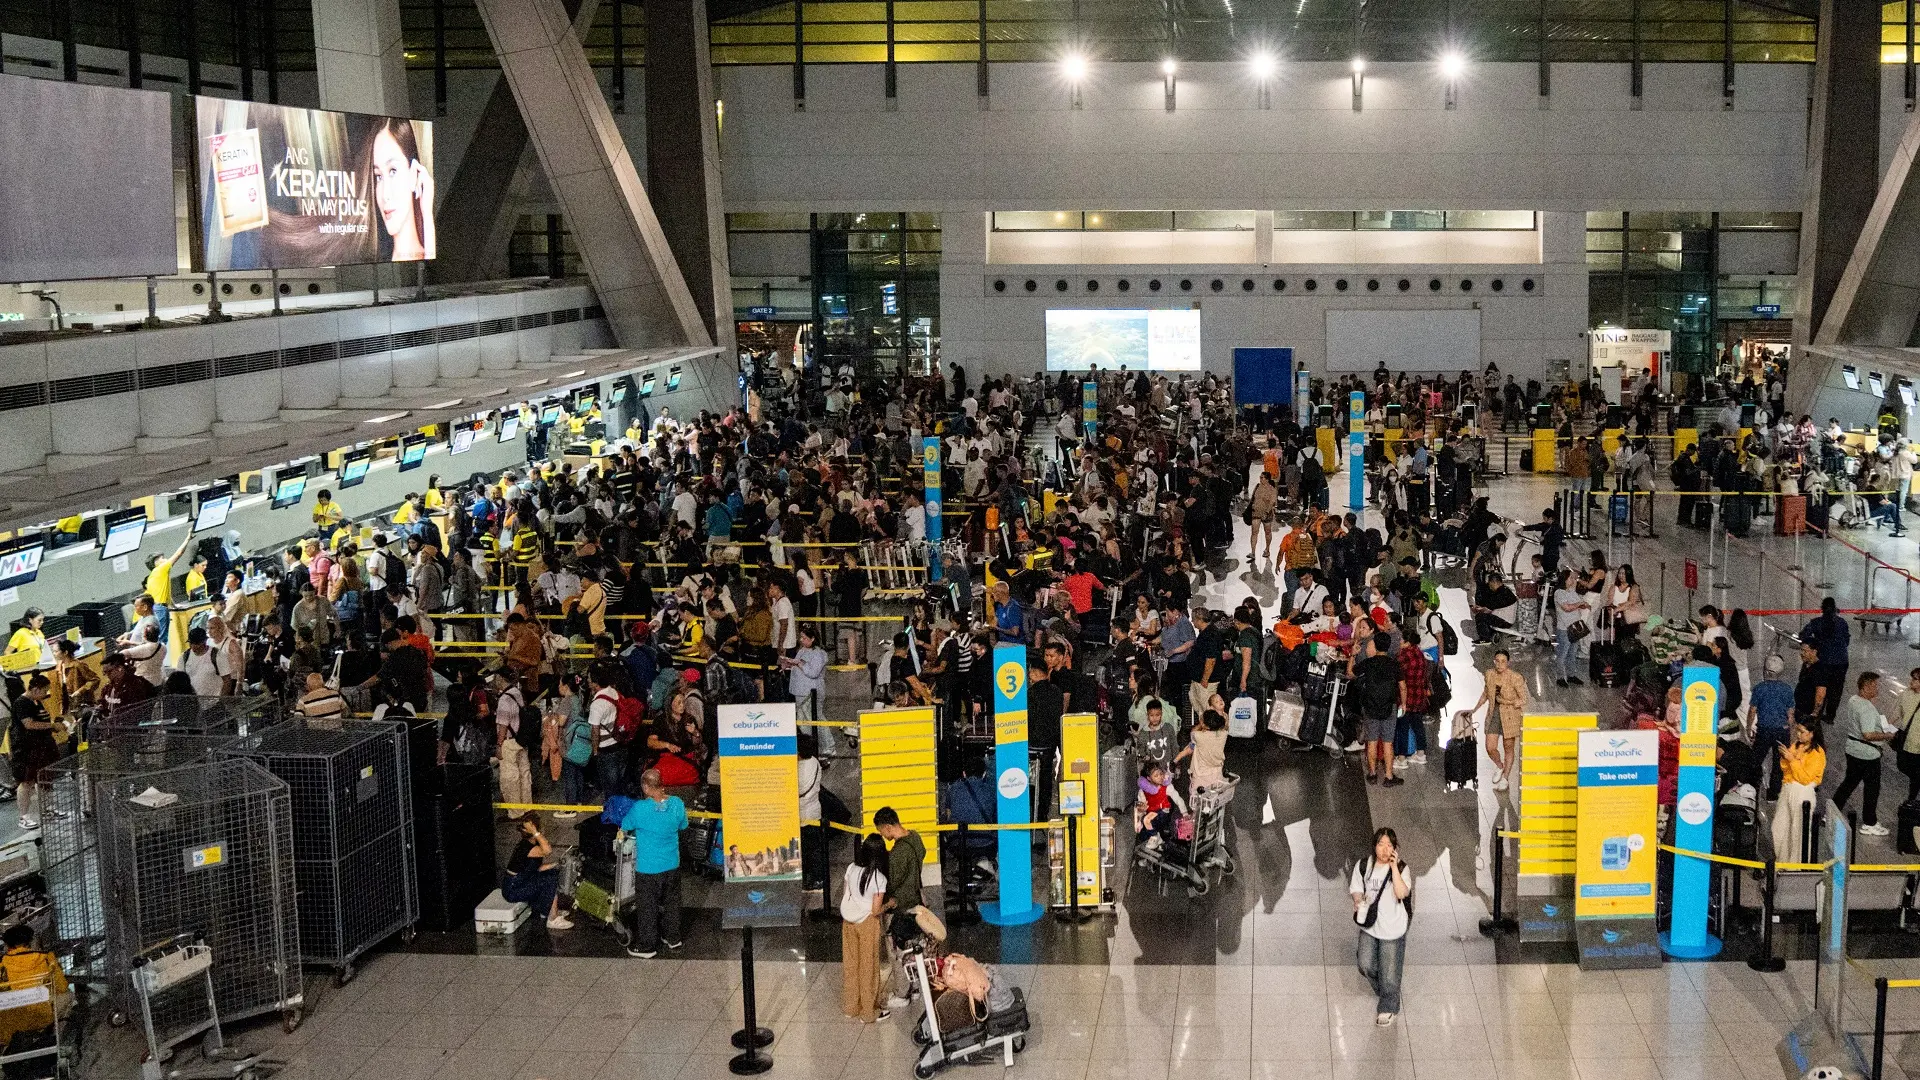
[{"xmin": 372, "ymin": 128, "xmax": 420, "ymax": 252}]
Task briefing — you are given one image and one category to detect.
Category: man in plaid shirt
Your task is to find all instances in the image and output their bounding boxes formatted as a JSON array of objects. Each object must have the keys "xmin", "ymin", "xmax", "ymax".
[{"xmin": 1395, "ymin": 623, "xmax": 1435, "ymax": 770}]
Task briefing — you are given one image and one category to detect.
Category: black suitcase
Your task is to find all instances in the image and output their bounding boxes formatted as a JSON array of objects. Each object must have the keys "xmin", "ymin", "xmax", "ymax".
[
  {"xmin": 1297, "ymin": 697, "xmax": 1331, "ymax": 748},
  {"xmin": 1519, "ymin": 448, "xmax": 1533, "ymax": 471},
  {"xmin": 577, "ymin": 815, "xmax": 619, "ymax": 865},
  {"xmin": 1589, "ymin": 641, "xmax": 1623, "ymax": 687},
  {"xmin": 1444, "ymin": 735, "xmax": 1478, "ymax": 787},
  {"xmin": 1900, "ymin": 799, "xmax": 1920, "ymax": 856}
]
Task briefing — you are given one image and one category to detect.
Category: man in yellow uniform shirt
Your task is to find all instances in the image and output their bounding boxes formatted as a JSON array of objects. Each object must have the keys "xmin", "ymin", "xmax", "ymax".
[{"xmin": 144, "ymin": 527, "xmax": 192, "ymax": 647}]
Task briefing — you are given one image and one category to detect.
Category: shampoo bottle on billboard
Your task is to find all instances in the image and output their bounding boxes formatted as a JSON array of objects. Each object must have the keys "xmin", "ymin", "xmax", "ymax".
[{"xmin": 209, "ymin": 128, "xmax": 268, "ymax": 236}]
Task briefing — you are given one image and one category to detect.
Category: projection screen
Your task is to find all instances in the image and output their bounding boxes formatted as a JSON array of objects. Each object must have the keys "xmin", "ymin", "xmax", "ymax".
[
  {"xmin": 0, "ymin": 74, "xmax": 177, "ymax": 283},
  {"xmin": 1324, "ymin": 309, "xmax": 1482, "ymax": 372}
]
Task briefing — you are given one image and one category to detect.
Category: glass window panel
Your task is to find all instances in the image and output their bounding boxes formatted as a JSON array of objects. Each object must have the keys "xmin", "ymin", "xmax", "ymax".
[
  {"xmin": 1174, "ymin": 211, "xmax": 1255, "ymax": 231},
  {"xmin": 728, "ymin": 213, "xmax": 811, "ymax": 232},
  {"xmin": 1587, "ymin": 251, "xmax": 1626, "ymax": 270},
  {"xmin": 1086, "ymin": 211, "xmax": 1173, "ymax": 231},
  {"xmin": 1587, "ymin": 211, "xmax": 1626, "ymax": 229},
  {"xmin": 1627, "ymin": 211, "xmax": 1712, "ymax": 231},
  {"xmin": 1356, "ymin": 210, "xmax": 1445, "ymax": 230},
  {"xmin": 1446, "ymin": 211, "xmax": 1535, "ymax": 230},
  {"xmin": 992, "ymin": 211, "xmax": 1081, "ymax": 230},
  {"xmin": 1718, "ymin": 211, "xmax": 1802, "ymax": 230},
  {"xmin": 905, "ymin": 212, "xmax": 942, "ymax": 231},
  {"xmin": 1587, "ymin": 232, "xmax": 1624, "ymax": 252},
  {"xmin": 1625, "ymin": 230, "xmax": 1684, "ymax": 252},
  {"xmin": 1274, "ymin": 211, "xmax": 1356, "ymax": 231}
]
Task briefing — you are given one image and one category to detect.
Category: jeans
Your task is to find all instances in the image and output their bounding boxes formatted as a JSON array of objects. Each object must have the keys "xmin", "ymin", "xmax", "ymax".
[
  {"xmin": 1753, "ymin": 725, "xmax": 1789, "ymax": 800},
  {"xmin": 152, "ymin": 603, "xmax": 170, "ymax": 646},
  {"xmin": 1356, "ymin": 932, "xmax": 1405, "ymax": 1015},
  {"xmin": 501, "ymin": 868, "xmax": 558, "ymax": 920},
  {"xmin": 1554, "ymin": 627, "xmax": 1577, "ymax": 681},
  {"xmin": 1834, "ymin": 753, "xmax": 1883, "ymax": 826},
  {"xmin": 562, "ymin": 759, "xmax": 590, "ymax": 805},
  {"xmin": 630, "ymin": 868, "xmax": 682, "ymax": 952},
  {"xmin": 1394, "ymin": 712, "xmax": 1428, "ymax": 756},
  {"xmin": 597, "ymin": 749, "xmax": 628, "ymax": 800}
]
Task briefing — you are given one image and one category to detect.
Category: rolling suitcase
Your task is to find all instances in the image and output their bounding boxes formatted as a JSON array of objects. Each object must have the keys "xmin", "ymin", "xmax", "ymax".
[
  {"xmin": 1267, "ymin": 690, "xmax": 1306, "ymax": 741},
  {"xmin": 1588, "ymin": 618, "xmax": 1622, "ymax": 688},
  {"xmin": 1901, "ymin": 799, "xmax": 1920, "ymax": 857},
  {"xmin": 1444, "ymin": 735, "xmax": 1478, "ymax": 788},
  {"xmin": 1100, "ymin": 745, "xmax": 1136, "ymax": 813}
]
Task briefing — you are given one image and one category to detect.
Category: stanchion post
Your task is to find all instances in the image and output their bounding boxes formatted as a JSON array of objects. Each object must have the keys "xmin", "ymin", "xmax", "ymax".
[
  {"xmin": 1875, "ymin": 977, "xmax": 1890, "ymax": 1080},
  {"xmin": 728, "ymin": 925, "xmax": 775, "ymax": 1075},
  {"xmin": 1802, "ymin": 801, "xmax": 1814, "ymax": 864},
  {"xmin": 1748, "ymin": 857, "xmax": 1786, "ymax": 972},
  {"xmin": 1478, "ymin": 822, "xmax": 1518, "ymax": 935}
]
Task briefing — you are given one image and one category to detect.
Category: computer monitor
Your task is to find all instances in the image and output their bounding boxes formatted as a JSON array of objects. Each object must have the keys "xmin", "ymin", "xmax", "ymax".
[
  {"xmin": 398, "ymin": 438, "xmax": 428, "ymax": 473},
  {"xmin": 450, "ymin": 425, "xmax": 476, "ymax": 456},
  {"xmin": 338, "ymin": 451, "xmax": 372, "ymax": 489},
  {"xmin": 1870, "ymin": 372, "xmax": 1886, "ymax": 398},
  {"xmin": 1844, "ymin": 366, "xmax": 1861, "ymax": 391},
  {"xmin": 0, "ymin": 535, "xmax": 46, "ymax": 592},
  {"xmin": 573, "ymin": 389, "xmax": 596, "ymax": 413},
  {"xmin": 666, "ymin": 367, "xmax": 683, "ymax": 391},
  {"xmin": 1902, "ymin": 383, "xmax": 1916, "ymax": 410},
  {"xmin": 640, "ymin": 374, "xmax": 656, "ymax": 398},
  {"xmin": 539, "ymin": 402, "xmax": 563, "ymax": 427},
  {"xmin": 270, "ymin": 470, "xmax": 308, "ymax": 509},
  {"xmin": 193, "ymin": 484, "xmax": 233, "ymax": 533},
  {"xmin": 498, "ymin": 413, "xmax": 521, "ymax": 443},
  {"xmin": 99, "ymin": 508, "xmax": 148, "ymax": 562},
  {"xmin": 610, "ymin": 382, "xmax": 628, "ymax": 404}
]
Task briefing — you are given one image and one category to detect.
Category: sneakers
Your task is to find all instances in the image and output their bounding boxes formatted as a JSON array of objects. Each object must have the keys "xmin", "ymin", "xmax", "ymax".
[
  {"xmin": 1382, "ymin": 777, "xmax": 1405, "ymax": 788},
  {"xmin": 875, "ymin": 1010, "xmax": 891, "ymax": 1021},
  {"xmin": 1412, "ymin": 752, "xmax": 1427, "ymax": 765},
  {"xmin": 547, "ymin": 914, "xmax": 574, "ymax": 930},
  {"xmin": 1567, "ymin": 676, "xmax": 1584, "ymax": 686},
  {"xmin": 1555, "ymin": 678, "xmax": 1568, "ymax": 688},
  {"xmin": 1344, "ymin": 741, "xmax": 1364, "ymax": 752},
  {"xmin": 626, "ymin": 945, "xmax": 658, "ymax": 958},
  {"xmin": 1491, "ymin": 776, "xmax": 1509, "ymax": 791},
  {"xmin": 1393, "ymin": 758, "xmax": 1410, "ymax": 771},
  {"xmin": 554, "ymin": 810, "xmax": 581, "ymax": 821},
  {"xmin": 1862, "ymin": 823, "xmax": 1892, "ymax": 836},
  {"xmin": 664, "ymin": 939, "xmax": 684, "ymax": 950},
  {"xmin": 1375, "ymin": 1012, "xmax": 1396, "ymax": 1027},
  {"xmin": 885, "ymin": 996, "xmax": 911, "ymax": 1010}
]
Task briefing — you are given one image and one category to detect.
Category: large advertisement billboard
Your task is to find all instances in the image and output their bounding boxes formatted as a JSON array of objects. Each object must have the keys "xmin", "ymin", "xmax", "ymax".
[
  {"xmin": 1044, "ymin": 309, "xmax": 1201, "ymax": 371},
  {"xmin": 194, "ymin": 98, "xmax": 435, "ymax": 271},
  {"xmin": 0, "ymin": 74, "xmax": 177, "ymax": 283}
]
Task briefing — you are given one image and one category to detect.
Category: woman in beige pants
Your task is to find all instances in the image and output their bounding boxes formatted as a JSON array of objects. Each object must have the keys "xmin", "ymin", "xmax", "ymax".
[{"xmin": 841, "ymin": 834, "xmax": 892, "ymax": 1022}]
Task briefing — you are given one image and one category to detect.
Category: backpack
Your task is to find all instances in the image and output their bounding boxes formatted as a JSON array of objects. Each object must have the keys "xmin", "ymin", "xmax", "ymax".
[
  {"xmin": 1428, "ymin": 661, "xmax": 1452, "ymax": 711},
  {"xmin": 1436, "ymin": 615, "xmax": 1459, "ymax": 656},
  {"xmin": 612, "ymin": 693, "xmax": 646, "ymax": 744},
  {"xmin": 508, "ymin": 693, "xmax": 542, "ymax": 753},
  {"xmin": 1258, "ymin": 634, "xmax": 1286, "ymax": 685},
  {"xmin": 1299, "ymin": 452, "xmax": 1325, "ymax": 492},
  {"xmin": 563, "ymin": 715, "xmax": 594, "ymax": 765}
]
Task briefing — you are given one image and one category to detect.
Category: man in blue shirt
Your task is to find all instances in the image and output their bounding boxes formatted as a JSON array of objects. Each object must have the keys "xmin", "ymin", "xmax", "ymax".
[
  {"xmin": 1747, "ymin": 654, "xmax": 1796, "ymax": 800},
  {"xmin": 991, "ymin": 582, "xmax": 1026, "ymax": 645},
  {"xmin": 705, "ymin": 496, "xmax": 734, "ymax": 552},
  {"xmin": 619, "ymin": 767, "xmax": 689, "ymax": 957},
  {"xmin": 1800, "ymin": 596, "xmax": 1851, "ymax": 726}
]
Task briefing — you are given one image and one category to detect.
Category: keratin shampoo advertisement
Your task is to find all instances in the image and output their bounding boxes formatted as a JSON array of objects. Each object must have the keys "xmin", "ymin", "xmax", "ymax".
[{"xmin": 194, "ymin": 98, "xmax": 435, "ymax": 271}]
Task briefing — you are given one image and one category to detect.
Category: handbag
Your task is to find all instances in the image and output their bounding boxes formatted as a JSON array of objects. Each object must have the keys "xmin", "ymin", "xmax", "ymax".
[
  {"xmin": 1566, "ymin": 618, "xmax": 1591, "ymax": 642},
  {"xmin": 1354, "ymin": 857, "xmax": 1393, "ymax": 928}
]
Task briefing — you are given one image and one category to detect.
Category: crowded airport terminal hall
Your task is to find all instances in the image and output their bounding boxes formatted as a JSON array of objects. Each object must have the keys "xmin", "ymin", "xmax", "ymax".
[{"xmin": 15, "ymin": 1, "xmax": 1920, "ymax": 1078}]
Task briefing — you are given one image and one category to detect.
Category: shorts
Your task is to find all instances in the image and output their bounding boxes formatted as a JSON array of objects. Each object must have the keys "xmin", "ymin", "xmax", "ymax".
[
  {"xmin": 1364, "ymin": 712, "xmax": 1398, "ymax": 744},
  {"xmin": 1484, "ymin": 706, "xmax": 1513, "ymax": 739}
]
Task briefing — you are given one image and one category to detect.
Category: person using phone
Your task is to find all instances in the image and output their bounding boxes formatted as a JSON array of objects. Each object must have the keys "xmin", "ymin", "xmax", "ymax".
[{"xmin": 1350, "ymin": 826, "xmax": 1412, "ymax": 1027}]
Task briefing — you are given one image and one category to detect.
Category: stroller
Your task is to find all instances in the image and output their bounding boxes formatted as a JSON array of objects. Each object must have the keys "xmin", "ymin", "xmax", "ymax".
[
  {"xmin": 1132, "ymin": 776, "xmax": 1239, "ymax": 897},
  {"xmin": 907, "ymin": 947, "xmax": 1029, "ymax": 1078},
  {"xmin": 1831, "ymin": 474, "xmax": 1872, "ymax": 530}
]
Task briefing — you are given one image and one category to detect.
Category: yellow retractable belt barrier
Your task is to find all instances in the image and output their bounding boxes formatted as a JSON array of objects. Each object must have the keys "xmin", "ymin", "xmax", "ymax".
[{"xmin": 494, "ymin": 802, "xmax": 1065, "ymax": 836}]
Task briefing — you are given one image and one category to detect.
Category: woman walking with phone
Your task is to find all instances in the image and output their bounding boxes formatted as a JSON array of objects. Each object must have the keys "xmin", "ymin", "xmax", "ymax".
[{"xmin": 1351, "ymin": 827, "xmax": 1412, "ymax": 1027}]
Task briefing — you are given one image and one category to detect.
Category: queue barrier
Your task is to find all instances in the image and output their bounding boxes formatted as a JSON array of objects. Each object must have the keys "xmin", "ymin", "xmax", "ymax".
[
  {"xmin": 493, "ymin": 802, "xmax": 1065, "ymax": 838},
  {"xmin": 1870, "ymin": 973, "xmax": 1920, "ymax": 1080}
]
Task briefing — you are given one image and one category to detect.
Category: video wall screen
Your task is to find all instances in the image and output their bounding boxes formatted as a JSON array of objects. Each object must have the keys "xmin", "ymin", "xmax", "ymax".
[
  {"xmin": 195, "ymin": 98, "xmax": 435, "ymax": 271},
  {"xmin": 0, "ymin": 74, "xmax": 176, "ymax": 283},
  {"xmin": 1045, "ymin": 309, "xmax": 1202, "ymax": 371}
]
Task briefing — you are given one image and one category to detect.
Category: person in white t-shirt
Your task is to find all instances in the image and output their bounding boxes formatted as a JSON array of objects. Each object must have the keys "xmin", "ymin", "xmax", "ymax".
[
  {"xmin": 840, "ymin": 832, "xmax": 891, "ymax": 1023},
  {"xmin": 1349, "ymin": 827, "xmax": 1412, "ymax": 1027},
  {"xmin": 179, "ymin": 627, "xmax": 224, "ymax": 697},
  {"xmin": 769, "ymin": 581, "xmax": 798, "ymax": 653},
  {"xmin": 901, "ymin": 493, "xmax": 927, "ymax": 542}
]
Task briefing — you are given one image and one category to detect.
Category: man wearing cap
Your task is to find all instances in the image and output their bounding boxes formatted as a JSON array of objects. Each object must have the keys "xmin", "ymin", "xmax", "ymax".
[{"xmin": 1748, "ymin": 654, "xmax": 1795, "ymax": 800}]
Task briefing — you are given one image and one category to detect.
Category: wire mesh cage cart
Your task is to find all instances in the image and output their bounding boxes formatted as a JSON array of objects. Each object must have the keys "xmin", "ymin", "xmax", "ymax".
[
  {"xmin": 95, "ymin": 760, "xmax": 302, "ymax": 1045},
  {"xmin": 218, "ymin": 719, "xmax": 417, "ymax": 983},
  {"xmin": 40, "ymin": 730, "xmax": 234, "ymax": 983},
  {"xmin": 99, "ymin": 696, "xmax": 281, "ymax": 738}
]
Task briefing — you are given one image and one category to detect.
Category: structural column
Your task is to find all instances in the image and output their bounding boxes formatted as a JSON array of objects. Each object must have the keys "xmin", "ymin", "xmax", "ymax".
[
  {"xmin": 644, "ymin": 0, "xmax": 737, "ymax": 353},
  {"xmin": 311, "ymin": 0, "xmax": 411, "ymax": 116},
  {"xmin": 1794, "ymin": 0, "xmax": 1882, "ymax": 351},
  {"xmin": 474, "ymin": 0, "xmax": 710, "ymax": 349}
]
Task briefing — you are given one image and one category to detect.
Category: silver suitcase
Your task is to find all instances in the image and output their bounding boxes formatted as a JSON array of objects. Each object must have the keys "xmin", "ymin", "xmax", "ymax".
[{"xmin": 1100, "ymin": 744, "xmax": 1136, "ymax": 813}]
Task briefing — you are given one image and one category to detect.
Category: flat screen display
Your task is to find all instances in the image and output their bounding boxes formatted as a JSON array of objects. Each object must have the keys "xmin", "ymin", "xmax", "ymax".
[
  {"xmin": 498, "ymin": 414, "xmax": 521, "ymax": 443},
  {"xmin": 194, "ymin": 97, "xmax": 436, "ymax": 271},
  {"xmin": 339, "ymin": 451, "xmax": 372, "ymax": 489},
  {"xmin": 271, "ymin": 471, "xmax": 308, "ymax": 509},
  {"xmin": 640, "ymin": 375, "xmax": 656, "ymax": 397},
  {"xmin": 99, "ymin": 509, "xmax": 148, "ymax": 562},
  {"xmin": 450, "ymin": 426, "xmax": 476, "ymax": 456},
  {"xmin": 1844, "ymin": 366, "xmax": 1861, "ymax": 391},
  {"xmin": 398, "ymin": 438, "xmax": 427, "ymax": 472},
  {"xmin": 573, "ymin": 391, "xmax": 596, "ymax": 413},
  {"xmin": 666, "ymin": 368, "xmax": 683, "ymax": 391},
  {"xmin": 1044, "ymin": 309, "xmax": 1202, "ymax": 371},
  {"xmin": 193, "ymin": 485, "xmax": 233, "ymax": 533},
  {"xmin": 0, "ymin": 76, "xmax": 177, "ymax": 283},
  {"xmin": 0, "ymin": 535, "xmax": 47, "ymax": 592},
  {"xmin": 611, "ymin": 383, "xmax": 628, "ymax": 404},
  {"xmin": 539, "ymin": 404, "xmax": 563, "ymax": 427}
]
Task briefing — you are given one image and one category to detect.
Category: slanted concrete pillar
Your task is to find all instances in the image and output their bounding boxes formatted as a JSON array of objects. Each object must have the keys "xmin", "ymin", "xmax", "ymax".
[
  {"xmin": 1794, "ymin": 0, "xmax": 1881, "ymax": 351},
  {"xmin": 473, "ymin": 0, "xmax": 710, "ymax": 348},
  {"xmin": 644, "ymin": 0, "xmax": 736, "ymax": 353},
  {"xmin": 311, "ymin": 0, "xmax": 411, "ymax": 116}
]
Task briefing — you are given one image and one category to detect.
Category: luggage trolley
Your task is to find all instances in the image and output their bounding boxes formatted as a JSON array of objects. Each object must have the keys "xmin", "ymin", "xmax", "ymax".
[
  {"xmin": 131, "ymin": 935, "xmax": 281, "ymax": 1080},
  {"xmin": 905, "ymin": 947, "xmax": 1029, "ymax": 1078},
  {"xmin": 1132, "ymin": 776, "xmax": 1239, "ymax": 897},
  {"xmin": 0, "ymin": 966, "xmax": 73, "ymax": 1079}
]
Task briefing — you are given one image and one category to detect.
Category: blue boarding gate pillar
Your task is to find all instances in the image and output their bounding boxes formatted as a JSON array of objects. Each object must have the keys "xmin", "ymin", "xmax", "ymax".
[
  {"xmin": 1662, "ymin": 662, "xmax": 1723, "ymax": 958},
  {"xmin": 981, "ymin": 644, "xmax": 1040, "ymax": 924}
]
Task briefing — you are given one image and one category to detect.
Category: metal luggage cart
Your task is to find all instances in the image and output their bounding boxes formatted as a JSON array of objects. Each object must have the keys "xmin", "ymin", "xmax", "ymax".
[
  {"xmin": 0, "ymin": 966, "xmax": 74, "ymax": 1080},
  {"xmin": 131, "ymin": 936, "xmax": 282, "ymax": 1080},
  {"xmin": 905, "ymin": 947, "xmax": 1028, "ymax": 1077},
  {"xmin": 99, "ymin": 697, "xmax": 281, "ymax": 739},
  {"xmin": 1131, "ymin": 776, "xmax": 1239, "ymax": 897},
  {"xmin": 566, "ymin": 832, "xmax": 636, "ymax": 946}
]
